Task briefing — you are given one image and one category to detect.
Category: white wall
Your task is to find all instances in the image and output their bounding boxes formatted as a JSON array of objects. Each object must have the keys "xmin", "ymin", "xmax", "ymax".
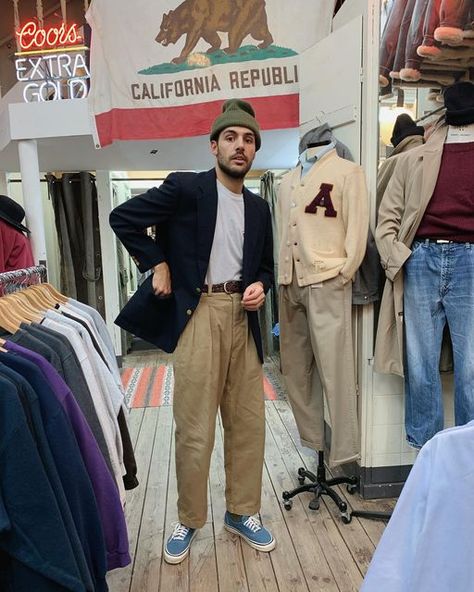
[{"xmin": 7, "ymin": 176, "xmax": 61, "ymax": 288}]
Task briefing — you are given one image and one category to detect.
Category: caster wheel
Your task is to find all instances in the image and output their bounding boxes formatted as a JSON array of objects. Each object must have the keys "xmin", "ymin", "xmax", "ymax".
[
  {"xmin": 341, "ymin": 512, "xmax": 352, "ymax": 524},
  {"xmin": 339, "ymin": 501, "xmax": 348, "ymax": 512},
  {"xmin": 346, "ymin": 484, "xmax": 357, "ymax": 495},
  {"xmin": 297, "ymin": 467, "xmax": 306, "ymax": 477},
  {"xmin": 284, "ymin": 500, "xmax": 293, "ymax": 511},
  {"xmin": 308, "ymin": 499, "xmax": 320, "ymax": 511},
  {"xmin": 298, "ymin": 476, "xmax": 306, "ymax": 485}
]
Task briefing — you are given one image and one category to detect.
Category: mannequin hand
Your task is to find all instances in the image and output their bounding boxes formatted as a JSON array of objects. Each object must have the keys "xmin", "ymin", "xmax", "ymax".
[
  {"xmin": 242, "ymin": 281, "xmax": 265, "ymax": 311},
  {"xmin": 152, "ymin": 262, "xmax": 172, "ymax": 297}
]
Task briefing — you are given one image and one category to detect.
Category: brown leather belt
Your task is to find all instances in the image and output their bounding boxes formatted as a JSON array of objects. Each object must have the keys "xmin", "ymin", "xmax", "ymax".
[{"xmin": 203, "ymin": 281, "xmax": 243, "ymax": 294}]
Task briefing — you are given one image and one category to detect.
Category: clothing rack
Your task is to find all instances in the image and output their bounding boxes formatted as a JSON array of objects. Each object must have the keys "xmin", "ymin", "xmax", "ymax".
[{"xmin": 0, "ymin": 265, "xmax": 47, "ymax": 294}]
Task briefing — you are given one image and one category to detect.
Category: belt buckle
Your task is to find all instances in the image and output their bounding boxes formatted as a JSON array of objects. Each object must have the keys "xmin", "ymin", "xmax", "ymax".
[{"xmin": 223, "ymin": 281, "xmax": 231, "ymax": 294}]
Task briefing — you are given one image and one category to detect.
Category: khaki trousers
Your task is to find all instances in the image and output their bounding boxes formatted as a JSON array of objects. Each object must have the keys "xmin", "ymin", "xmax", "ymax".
[
  {"xmin": 173, "ymin": 292, "xmax": 265, "ymax": 529},
  {"xmin": 279, "ymin": 274, "xmax": 360, "ymax": 466}
]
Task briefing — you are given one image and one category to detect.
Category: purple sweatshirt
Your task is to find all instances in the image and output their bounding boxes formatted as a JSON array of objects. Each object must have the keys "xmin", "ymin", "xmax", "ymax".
[{"xmin": 5, "ymin": 340, "xmax": 131, "ymax": 570}]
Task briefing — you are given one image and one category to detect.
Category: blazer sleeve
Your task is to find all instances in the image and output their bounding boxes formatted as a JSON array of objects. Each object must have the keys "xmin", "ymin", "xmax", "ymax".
[
  {"xmin": 375, "ymin": 156, "xmax": 412, "ymax": 282},
  {"xmin": 255, "ymin": 202, "xmax": 274, "ymax": 293},
  {"xmin": 109, "ymin": 173, "xmax": 181, "ymax": 273}
]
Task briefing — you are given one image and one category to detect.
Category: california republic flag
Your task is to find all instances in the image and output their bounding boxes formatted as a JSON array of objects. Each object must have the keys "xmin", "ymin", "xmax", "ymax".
[{"xmin": 86, "ymin": 0, "xmax": 335, "ymax": 147}]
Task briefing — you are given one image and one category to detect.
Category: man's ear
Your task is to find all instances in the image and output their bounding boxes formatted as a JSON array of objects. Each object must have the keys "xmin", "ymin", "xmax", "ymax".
[{"xmin": 210, "ymin": 140, "xmax": 218, "ymax": 156}]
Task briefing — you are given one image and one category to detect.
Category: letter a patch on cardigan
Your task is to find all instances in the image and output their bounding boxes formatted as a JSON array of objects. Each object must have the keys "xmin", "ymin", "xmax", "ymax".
[{"xmin": 305, "ymin": 183, "xmax": 337, "ymax": 217}]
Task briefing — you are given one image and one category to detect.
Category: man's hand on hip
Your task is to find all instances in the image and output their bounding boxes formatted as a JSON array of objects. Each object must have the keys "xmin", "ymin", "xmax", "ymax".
[
  {"xmin": 152, "ymin": 262, "xmax": 172, "ymax": 297},
  {"xmin": 242, "ymin": 282, "xmax": 265, "ymax": 311}
]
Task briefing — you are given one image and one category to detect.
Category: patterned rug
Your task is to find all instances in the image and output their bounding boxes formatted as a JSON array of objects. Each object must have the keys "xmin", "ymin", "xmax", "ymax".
[{"xmin": 121, "ymin": 363, "xmax": 287, "ymax": 408}]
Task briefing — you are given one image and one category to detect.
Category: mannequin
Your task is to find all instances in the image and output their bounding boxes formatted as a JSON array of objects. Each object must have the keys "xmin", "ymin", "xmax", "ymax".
[
  {"xmin": 302, "ymin": 140, "xmax": 332, "ymax": 157},
  {"xmin": 375, "ymin": 81, "xmax": 474, "ymax": 449},
  {"xmin": 298, "ymin": 140, "xmax": 335, "ymax": 179},
  {"xmin": 299, "ymin": 123, "xmax": 353, "ymax": 160},
  {"xmin": 277, "ymin": 139, "xmax": 369, "ymax": 468}
]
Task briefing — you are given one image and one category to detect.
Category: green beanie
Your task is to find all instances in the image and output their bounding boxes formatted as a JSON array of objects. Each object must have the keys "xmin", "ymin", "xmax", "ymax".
[{"xmin": 210, "ymin": 99, "xmax": 261, "ymax": 150}]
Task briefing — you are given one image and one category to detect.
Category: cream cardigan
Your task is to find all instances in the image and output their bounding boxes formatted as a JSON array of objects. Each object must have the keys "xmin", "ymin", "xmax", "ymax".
[{"xmin": 277, "ymin": 149, "xmax": 368, "ymax": 286}]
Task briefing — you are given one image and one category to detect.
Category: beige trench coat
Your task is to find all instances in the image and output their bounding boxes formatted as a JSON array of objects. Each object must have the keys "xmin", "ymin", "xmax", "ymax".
[
  {"xmin": 376, "ymin": 135, "xmax": 424, "ymax": 215},
  {"xmin": 374, "ymin": 124, "xmax": 448, "ymax": 376}
]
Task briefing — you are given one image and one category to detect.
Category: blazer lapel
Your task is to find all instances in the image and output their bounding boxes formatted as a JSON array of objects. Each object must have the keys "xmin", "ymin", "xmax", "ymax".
[{"xmin": 196, "ymin": 169, "xmax": 218, "ymax": 280}]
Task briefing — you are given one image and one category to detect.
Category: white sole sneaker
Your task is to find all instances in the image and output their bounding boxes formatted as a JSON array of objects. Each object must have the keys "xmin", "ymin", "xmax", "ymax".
[
  {"xmin": 224, "ymin": 523, "xmax": 276, "ymax": 552},
  {"xmin": 163, "ymin": 530, "xmax": 198, "ymax": 564}
]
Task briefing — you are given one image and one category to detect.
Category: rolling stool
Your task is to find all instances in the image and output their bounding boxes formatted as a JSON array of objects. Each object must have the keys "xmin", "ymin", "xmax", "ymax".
[{"xmin": 282, "ymin": 451, "xmax": 392, "ymax": 524}]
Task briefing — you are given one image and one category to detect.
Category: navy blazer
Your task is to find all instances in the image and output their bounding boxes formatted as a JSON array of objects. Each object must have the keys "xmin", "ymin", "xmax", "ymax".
[{"xmin": 110, "ymin": 169, "xmax": 274, "ymax": 361}]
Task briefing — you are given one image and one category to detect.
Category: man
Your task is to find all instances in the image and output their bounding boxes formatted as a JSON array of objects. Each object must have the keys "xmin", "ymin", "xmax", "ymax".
[{"xmin": 110, "ymin": 99, "xmax": 275, "ymax": 564}]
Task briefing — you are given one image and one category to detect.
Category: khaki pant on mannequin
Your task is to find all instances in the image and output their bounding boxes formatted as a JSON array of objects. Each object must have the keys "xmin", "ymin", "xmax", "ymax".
[{"xmin": 279, "ymin": 274, "xmax": 360, "ymax": 467}]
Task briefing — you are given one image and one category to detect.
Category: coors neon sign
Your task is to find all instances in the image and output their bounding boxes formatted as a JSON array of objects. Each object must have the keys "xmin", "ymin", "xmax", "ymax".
[
  {"xmin": 16, "ymin": 21, "xmax": 82, "ymax": 51},
  {"xmin": 14, "ymin": 21, "xmax": 90, "ymax": 103}
]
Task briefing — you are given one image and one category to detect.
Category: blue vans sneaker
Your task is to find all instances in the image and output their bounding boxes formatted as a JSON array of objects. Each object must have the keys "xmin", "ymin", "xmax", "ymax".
[
  {"xmin": 164, "ymin": 523, "xmax": 197, "ymax": 564},
  {"xmin": 224, "ymin": 512, "xmax": 275, "ymax": 552}
]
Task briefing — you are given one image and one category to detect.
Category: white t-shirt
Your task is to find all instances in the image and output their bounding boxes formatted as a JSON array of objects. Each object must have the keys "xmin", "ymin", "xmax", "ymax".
[{"xmin": 205, "ymin": 179, "xmax": 244, "ymax": 285}]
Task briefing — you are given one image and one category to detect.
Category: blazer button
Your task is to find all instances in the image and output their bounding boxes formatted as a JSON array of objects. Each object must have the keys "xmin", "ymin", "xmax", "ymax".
[
  {"xmin": 186, "ymin": 309, "xmax": 193, "ymax": 316},
  {"xmin": 195, "ymin": 287, "xmax": 201, "ymax": 294}
]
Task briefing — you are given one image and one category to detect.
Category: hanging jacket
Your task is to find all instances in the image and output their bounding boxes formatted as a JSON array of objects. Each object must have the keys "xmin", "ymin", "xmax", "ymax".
[
  {"xmin": 5, "ymin": 341, "xmax": 131, "ymax": 570},
  {"xmin": 0, "ymin": 355, "xmax": 109, "ymax": 592},
  {"xmin": 420, "ymin": 0, "xmax": 442, "ymax": 51},
  {"xmin": 0, "ymin": 364, "xmax": 95, "ymax": 591},
  {"xmin": 392, "ymin": 0, "xmax": 419, "ymax": 76},
  {"xmin": 0, "ymin": 375, "xmax": 87, "ymax": 592},
  {"xmin": 374, "ymin": 124, "xmax": 448, "ymax": 375},
  {"xmin": 10, "ymin": 323, "xmax": 114, "ymax": 478},
  {"xmin": 403, "ymin": 0, "xmax": 431, "ymax": 75},
  {"xmin": 438, "ymin": 0, "xmax": 472, "ymax": 31},
  {"xmin": 0, "ymin": 219, "xmax": 34, "ymax": 274},
  {"xmin": 380, "ymin": 0, "xmax": 411, "ymax": 79}
]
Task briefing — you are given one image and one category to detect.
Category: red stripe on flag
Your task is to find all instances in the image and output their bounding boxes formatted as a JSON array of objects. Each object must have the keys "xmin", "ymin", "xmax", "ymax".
[
  {"xmin": 263, "ymin": 376, "xmax": 277, "ymax": 400},
  {"xmin": 149, "ymin": 365, "xmax": 167, "ymax": 407},
  {"xmin": 132, "ymin": 367, "xmax": 154, "ymax": 408},
  {"xmin": 95, "ymin": 94, "xmax": 299, "ymax": 146}
]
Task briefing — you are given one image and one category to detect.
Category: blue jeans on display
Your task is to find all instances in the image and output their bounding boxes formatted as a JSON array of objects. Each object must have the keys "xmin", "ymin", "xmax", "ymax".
[{"xmin": 404, "ymin": 240, "xmax": 474, "ymax": 448}]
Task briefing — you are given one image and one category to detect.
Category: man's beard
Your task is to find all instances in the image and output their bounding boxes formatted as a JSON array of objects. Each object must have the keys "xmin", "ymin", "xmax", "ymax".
[{"xmin": 217, "ymin": 153, "xmax": 252, "ymax": 179}]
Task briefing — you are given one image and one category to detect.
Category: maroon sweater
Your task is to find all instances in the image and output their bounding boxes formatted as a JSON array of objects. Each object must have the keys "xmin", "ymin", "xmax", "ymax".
[
  {"xmin": 0, "ymin": 219, "xmax": 34, "ymax": 272},
  {"xmin": 416, "ymin": 142, "xmax": 474, "ymax": 242}
]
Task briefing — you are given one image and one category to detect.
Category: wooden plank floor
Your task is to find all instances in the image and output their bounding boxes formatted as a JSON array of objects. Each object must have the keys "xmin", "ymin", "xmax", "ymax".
[{"xmin": 107, "ymin": 352, "xmax": 396, "ymax": 592}]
